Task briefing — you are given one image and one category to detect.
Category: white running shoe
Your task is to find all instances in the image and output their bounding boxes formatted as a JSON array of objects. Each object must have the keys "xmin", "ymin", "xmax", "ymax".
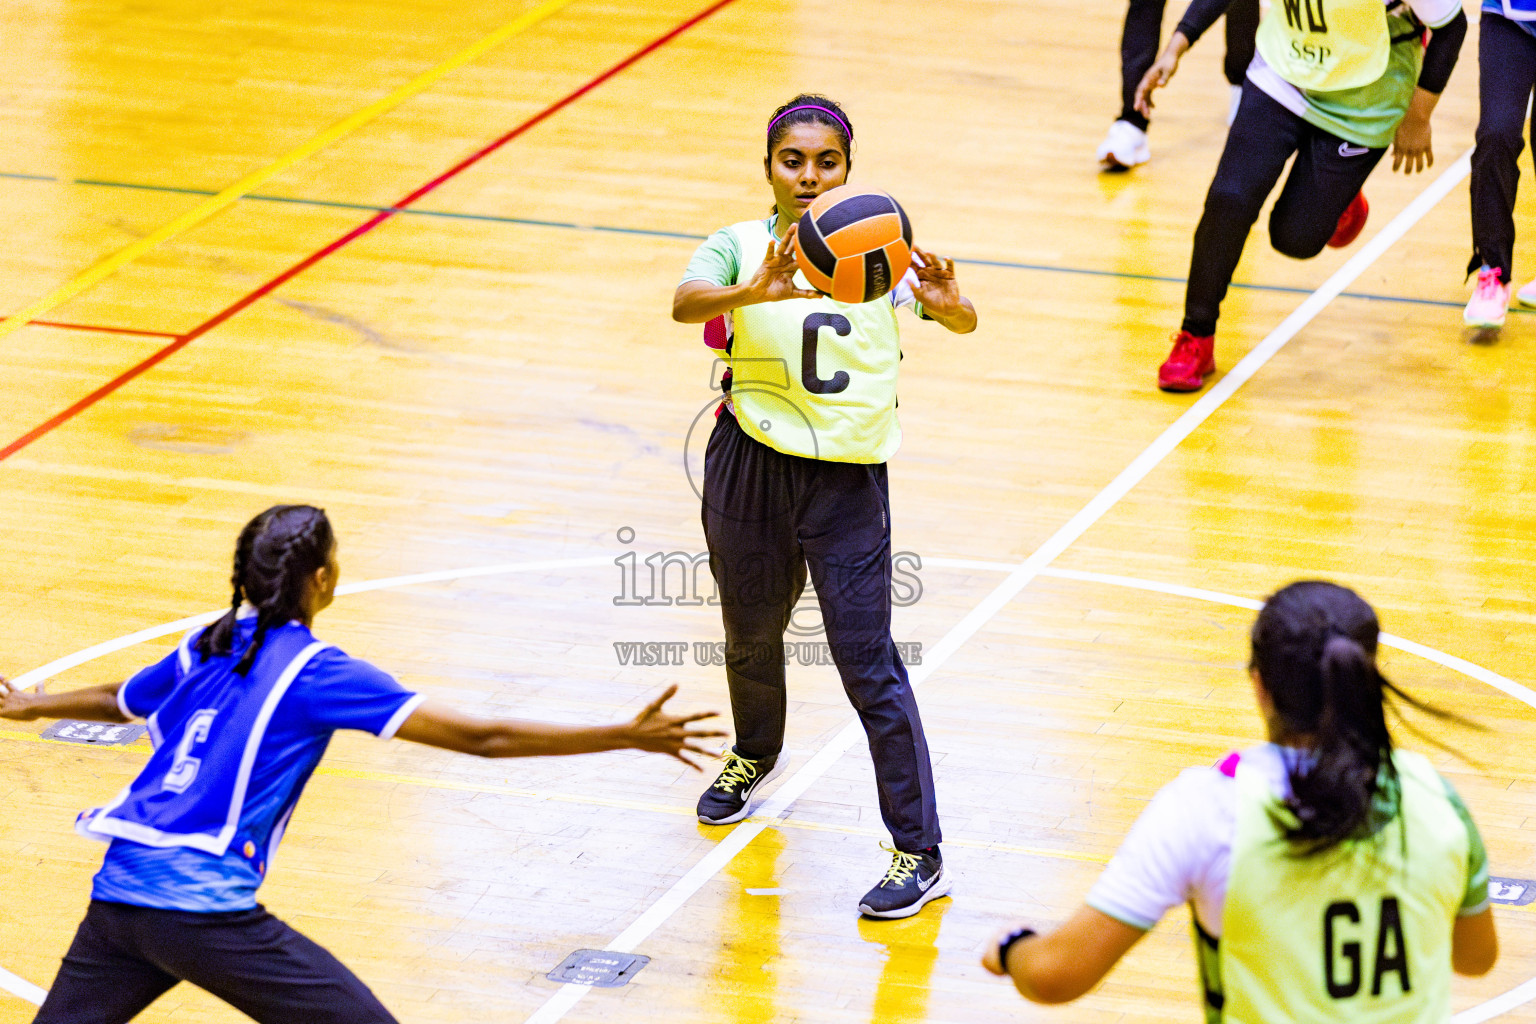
[
  {"xmin": 1517, "ymin": 276, "xmax": 1536, "ymax": 309},
  {"xmin": 1228, "ymin": 84, "xmax": 1243, "ymax": 125},
  {"xmin": 1097, "ymin": 120, "xmax": 1150, "ymax": 170},
  {"xmin": 1465, "ymin": 265, "xmax": 1509, "ymax": 328}
]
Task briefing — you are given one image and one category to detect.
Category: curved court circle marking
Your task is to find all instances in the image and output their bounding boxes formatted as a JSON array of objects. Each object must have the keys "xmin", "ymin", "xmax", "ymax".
[{"xmin": 2, "ymin": 553, "xmax": 1531, "ymax": 1021}]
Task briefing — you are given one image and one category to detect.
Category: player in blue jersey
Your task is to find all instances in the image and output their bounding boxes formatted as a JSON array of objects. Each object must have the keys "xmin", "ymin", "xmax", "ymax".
[{"xmin": 0, "ymin": 504, "xmax": 722, "ymax": 1024}]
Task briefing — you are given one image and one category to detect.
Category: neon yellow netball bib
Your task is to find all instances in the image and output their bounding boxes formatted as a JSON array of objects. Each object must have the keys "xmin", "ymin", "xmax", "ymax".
[
  {"xmin": 722, "ymin": 218, "xmax": 902, "ymax": 464},
  {"xmin": 1216, "ymin": 750, "xmax": 1465, "ymax": 1024},
  {"xmin": 1256, "ymin": 0, "xmax": 1390, "ymax": 91}
]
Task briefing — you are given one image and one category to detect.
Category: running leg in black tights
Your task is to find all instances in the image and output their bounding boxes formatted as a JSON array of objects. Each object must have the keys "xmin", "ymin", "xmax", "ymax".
[
  {"xmin": 1470, "ymin": 12, "xmax": 1536, "ymax": 283},
  {"xmin": 1182, "ymin": 88, "xmax": 1304, "ymax": 337},
  {"xmin": 1268, "ymin": 130, "xmax": 1385, "ymax": 261}
]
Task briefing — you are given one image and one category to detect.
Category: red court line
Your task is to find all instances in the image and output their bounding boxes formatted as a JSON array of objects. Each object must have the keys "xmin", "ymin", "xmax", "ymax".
[
  {"xmin": 0, "ymin": 0, "xmax": 738, "ymax": 463},
  {"xmin": 26, "ymin": 320, "xmax": 183, "ymax": 339}
]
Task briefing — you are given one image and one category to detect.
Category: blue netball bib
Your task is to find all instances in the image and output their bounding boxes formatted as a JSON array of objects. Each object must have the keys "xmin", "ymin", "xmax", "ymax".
[
  {"xmin": 1500, "ymin": 0, "xmax": 1536, "ymax": 20},
  {"xmin": 78, "ymin": 626, "xmax": 330, "ymax": 856}
]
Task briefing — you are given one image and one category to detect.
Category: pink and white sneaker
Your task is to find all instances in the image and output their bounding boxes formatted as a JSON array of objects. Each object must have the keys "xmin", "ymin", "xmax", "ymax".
[
  {"xmin": 1517, "ymin": 276, "xmax": 1536, "ymax": 309},
  {"xmin": 1464, "ymin": 266, "xmax": 1509, "ymax": 328}
]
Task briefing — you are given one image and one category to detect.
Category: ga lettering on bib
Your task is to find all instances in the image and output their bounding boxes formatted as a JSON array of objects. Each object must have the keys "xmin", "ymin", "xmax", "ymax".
[{"xmin": 1212, "ymin": 749, "xmax": 1466, "ymax": 1024}]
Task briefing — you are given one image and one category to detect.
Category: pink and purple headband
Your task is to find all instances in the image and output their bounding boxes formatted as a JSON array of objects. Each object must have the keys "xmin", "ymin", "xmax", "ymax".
[{"xmin": 767, "ymin": 104, "xmax": 852, "ymax": 143}]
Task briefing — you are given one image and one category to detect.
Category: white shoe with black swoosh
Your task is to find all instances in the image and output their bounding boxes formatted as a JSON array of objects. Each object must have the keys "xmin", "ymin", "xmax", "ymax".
[{"xmin": 858, "ymin": 844, "xmax": 952, "ymax": 918}]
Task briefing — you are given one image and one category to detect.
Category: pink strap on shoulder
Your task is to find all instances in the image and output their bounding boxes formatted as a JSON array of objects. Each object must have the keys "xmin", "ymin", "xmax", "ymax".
[{"xmin": 1217, "ymin": 751, "xmax": 1241, "ymax": 778}]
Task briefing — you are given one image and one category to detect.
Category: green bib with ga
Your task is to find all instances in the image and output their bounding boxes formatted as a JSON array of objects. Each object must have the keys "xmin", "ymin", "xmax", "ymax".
[
  {"xmin": 722, "ymin": 218, "xmax": 902, "ymax": 464},
  {"xmin": 1257, "ymin": 0, "xmax": 1390, "ymax": 91},
  {"xmin": 1202, "ymin": 749, "xmax": 1468, "ymax": 1024}
]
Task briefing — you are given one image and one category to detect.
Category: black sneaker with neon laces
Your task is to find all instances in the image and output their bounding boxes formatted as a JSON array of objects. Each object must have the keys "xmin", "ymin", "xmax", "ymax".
[
  {"xmin": 858, "ymin": 844, "xmax": 952, "ymax": 919},
  {"xmin": 696, "ymin": 750, "xmax": 784, "ymax": 825}
]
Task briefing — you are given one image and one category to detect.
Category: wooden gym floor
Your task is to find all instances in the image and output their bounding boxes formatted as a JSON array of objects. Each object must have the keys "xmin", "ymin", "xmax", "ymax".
[{"xmin": 2, "ymin": 0, "xmax": 1535, "ymax": 1020}]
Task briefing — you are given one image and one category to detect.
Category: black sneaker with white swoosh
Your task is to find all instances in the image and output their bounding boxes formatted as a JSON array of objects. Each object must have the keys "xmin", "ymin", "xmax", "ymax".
[
  {"xmin": 696, "ymin": 750, "xmax": 784, "ymax": 825},
  {"xmin": 858, "ymin": 844, "xmax": 952, "ymax": 918}
]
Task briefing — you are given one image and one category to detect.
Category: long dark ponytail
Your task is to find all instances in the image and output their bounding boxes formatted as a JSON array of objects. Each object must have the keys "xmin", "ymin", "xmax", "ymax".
[
  {"xmin": 1252, "ymin": 581, "xmax": 1461, "ymax": 854},
  {"xmin": 196, "ymin": 505, "xmax": 334, "ymax": 675}
]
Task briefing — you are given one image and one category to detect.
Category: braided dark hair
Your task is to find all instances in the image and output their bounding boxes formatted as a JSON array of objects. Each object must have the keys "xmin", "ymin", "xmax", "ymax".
[
  {"xmin": 195, "ymin": 505, "xmax": 335, "ymax": 675},
  {"xmin": 1251, "ymin": 581, "xmax": 1463, "ymax": 854},
  {"xmin": 766, "ymin": 93, "xmax": 854, "ymax": 166}
]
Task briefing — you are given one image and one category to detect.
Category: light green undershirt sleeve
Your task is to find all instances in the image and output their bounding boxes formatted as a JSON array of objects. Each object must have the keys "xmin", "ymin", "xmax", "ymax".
[
  {"xmin": 680, "ymin": 227, "xmax": 742, "ymax": 288},
  {"xmin": 1442, "ymin": 776, "xmax": 1491, "ymax": 915}
]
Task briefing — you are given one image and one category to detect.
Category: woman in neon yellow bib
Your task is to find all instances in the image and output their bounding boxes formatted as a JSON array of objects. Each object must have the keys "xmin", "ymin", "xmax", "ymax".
[
  {"xmin": 982, "ymin": 580, "xmax": 1498, "ymax": 1020},
  {"xmin": 672, "ymin": 94, "xmax": 976, "ymax": 919},
  {"xmin": 1134, "ymin": 0, "xmax": 1466, "ymax": 393}
]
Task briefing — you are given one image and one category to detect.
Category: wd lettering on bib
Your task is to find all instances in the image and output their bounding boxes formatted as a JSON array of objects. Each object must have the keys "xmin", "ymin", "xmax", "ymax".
[
  {"xmin": 1257, "ymin": 0, "xmax": 1389, "ymax": 91},
  {"xmin": 1282, "ymin": 0, "xmax": 1330, "ymax": 32}
]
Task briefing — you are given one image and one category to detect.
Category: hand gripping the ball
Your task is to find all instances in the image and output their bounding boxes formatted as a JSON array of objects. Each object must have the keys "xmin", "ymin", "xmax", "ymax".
[{"xmin": 746, "ymin": 224, "xmax": 821, "ymax": 304}]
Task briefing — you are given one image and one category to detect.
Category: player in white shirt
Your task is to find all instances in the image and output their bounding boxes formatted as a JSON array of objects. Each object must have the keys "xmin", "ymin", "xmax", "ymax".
[{"xmin": 983, "ymin": 580, "xmax": 1498, "ymax": 1020}]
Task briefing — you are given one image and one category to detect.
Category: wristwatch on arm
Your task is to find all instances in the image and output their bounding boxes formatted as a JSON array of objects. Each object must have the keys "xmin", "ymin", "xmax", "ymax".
[{"xmin": 996, "ymin": 926, "xmax": 1038, "ymax": 973}]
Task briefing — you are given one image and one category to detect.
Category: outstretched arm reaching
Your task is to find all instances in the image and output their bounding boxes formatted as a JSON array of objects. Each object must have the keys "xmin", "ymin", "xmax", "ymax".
[
  {"xmin": 982, "ymin": 906, "xmax": 1145, "ymax": 1003},
  {"xmin": 0, "ymin": 677, "xmax": 128, "ymax": 724},
  {"xmin": 673, "ymin": 224, "xmax": 820, "ymax": 323},
  {"xmin": 395, "ymin": 684, "xmax": 725, "ymax": 768}
]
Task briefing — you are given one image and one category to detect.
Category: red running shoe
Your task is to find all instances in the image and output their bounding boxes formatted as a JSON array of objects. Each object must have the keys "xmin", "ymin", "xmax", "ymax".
[
  {"xmin": 1327, "ymin": 192, "xmax": 1369, "ymax": 248},
  {"xmin": 1157, "ymin": 330, "xmax": 1216, "ymax": 392}
]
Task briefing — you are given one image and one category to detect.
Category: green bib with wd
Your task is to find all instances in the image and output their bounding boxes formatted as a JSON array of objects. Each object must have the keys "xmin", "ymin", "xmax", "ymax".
[
  {"xmin": 722, "ymin": 218, "xmax": 902, "ymax": 464},
  {"xmin": 1257, "ymin": 0, "xmax": 1390, "ymax": 91},
  {"xmin": 1206, "ymin": 749, "xmax": 1467, "ymax": 1024}
]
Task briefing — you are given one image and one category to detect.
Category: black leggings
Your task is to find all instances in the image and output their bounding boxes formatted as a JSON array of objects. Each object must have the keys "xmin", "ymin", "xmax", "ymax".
[
  {"xmin": 34, "ymin": 901, "xmax": 397, "ymax": 1024},
  {"xmin": 1183, "ymin": 86, "xmax": 1386, "ymax": 338},
  {"xmin": 1469, "ymin": 12, "xmax": 1536, "ymax": 283},
  {"xmin": 1118, "ymin": 0, "xmax": 1260, "ymax": 131},
  {"xmin": 701, "ymin": 409, "xmax": 940, "ymax": 851}
]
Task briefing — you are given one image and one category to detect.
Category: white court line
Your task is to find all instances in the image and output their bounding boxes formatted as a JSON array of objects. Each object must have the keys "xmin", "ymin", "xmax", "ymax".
[
  {"xmin": 9, "ymin": 556, "xmax": 614, "ymax": 692},
  {"xmin": 0, "ymin": 967, "xmax": 46, "ymax": 1006},
  {"xmin": 5, "ymin": 565, "xmax": 1530, "ymax": 1015},
  {"xmin": 522, "ymin": 153, "xmax": 1479, "ymax": 1024},
  {"xmin": 1458, "ymin": 979, "xmax": 1536, "ymax": 1024},
  {"xmin": 1034, "ymin": 566, "xmax": 1536, "ymax": 709},
  {"xmin": 12, "ymin": 153, "xmax": 1522, "ymax": 1019}
]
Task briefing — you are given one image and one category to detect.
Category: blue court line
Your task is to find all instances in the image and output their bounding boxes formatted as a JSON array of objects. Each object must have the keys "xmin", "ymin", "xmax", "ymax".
[
  {"xmin": 3, "ymin": 169, "xmax": 1503, "ymax": 314},
  {"xmin": 63, "ymin": 176, "xmax": 710, "ymax": 241}
]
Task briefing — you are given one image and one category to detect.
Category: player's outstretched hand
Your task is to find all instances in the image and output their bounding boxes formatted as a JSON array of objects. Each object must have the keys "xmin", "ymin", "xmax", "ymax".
[
  {"xmin": 910, "ymin": 246, "xmax": 962, "ymax": 318},
  {"xmin": 1392, "ymin": 114, "xmax": 1433, "ymax": 174},
  {"xmin": 623, "ymin": 685, "xmax": 726, "ymax": 770},
  {"xmin": 0, "ymin": 677, "xmax": 39, "ymax": 721},
  {"xmin": 1134, "ymin": 33, "xmax": 1190, "ymax": 118},
  {"xmin": 745, "ymin": 224, "xmax": 821, "ymax": 304}
]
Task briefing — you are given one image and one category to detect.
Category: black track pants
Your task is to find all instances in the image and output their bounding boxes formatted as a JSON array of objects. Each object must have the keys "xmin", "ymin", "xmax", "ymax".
[
  {"xmin": 1469, "ymin": 12, "xmax": 1536, "ymax": 284},
  {"xmin": 34, "ymin": 901, "xmax": 397, "ymax": 1024},
  {"xmin": 701, "ymin": 409, "xmax": 941, "ymax": 851},
  {"xmin": 1183, "ymin": 86, "xmax": 1386, "ymax": 337},
  {"xmin": 1117, "ymin": 0, "xmax": 1260, "ymax": 131}
]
